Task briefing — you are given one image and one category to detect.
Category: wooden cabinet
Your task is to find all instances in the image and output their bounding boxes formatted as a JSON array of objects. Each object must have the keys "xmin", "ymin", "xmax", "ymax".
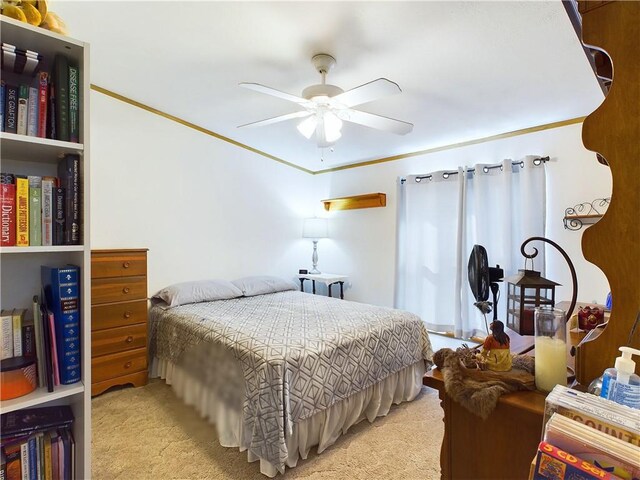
[
  {"xmin": 424, "ymin": 369, "xmax": 546, "ymax": 480},
  {"xmin": 91, "ymin": 249, "xmax": 148, "ymax": 396}
]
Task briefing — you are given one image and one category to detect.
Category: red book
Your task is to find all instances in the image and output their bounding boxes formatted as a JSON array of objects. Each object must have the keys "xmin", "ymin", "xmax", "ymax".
[
  {"xmin": 37, "ymin": 72, "xmax": 48, "ymax": 138},
  {"xmin": 47, "ymin": 310, "xmax": 60, "ymax": 386},
  {"xmin": 1, "ymin": 183, "xmax": 16, "ymax": 246}
]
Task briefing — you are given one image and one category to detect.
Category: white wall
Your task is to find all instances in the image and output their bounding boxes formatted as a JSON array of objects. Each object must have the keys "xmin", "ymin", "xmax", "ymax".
[
  {"xmin": 90, "ymin": 94, "xmax": 612, "ymax": 313},
  {"xmin": 90, "ymin": 92, "xmax": 320, "ymax": 294},
  {"xmin": 316, "ymin": 123, "xmax": 612, "ymax": 309}
]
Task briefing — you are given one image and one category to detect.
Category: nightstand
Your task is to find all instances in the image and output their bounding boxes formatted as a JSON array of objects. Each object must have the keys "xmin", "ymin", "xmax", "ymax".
[{"xmin": 298, "ymin": 273, "xmax": 348, "ymax": 299}]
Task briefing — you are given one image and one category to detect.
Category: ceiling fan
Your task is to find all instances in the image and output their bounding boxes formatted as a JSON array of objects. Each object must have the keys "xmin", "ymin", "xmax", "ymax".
[{"xmin": 238, "ymin": 54, "xmax": 413, "ymax": 148}]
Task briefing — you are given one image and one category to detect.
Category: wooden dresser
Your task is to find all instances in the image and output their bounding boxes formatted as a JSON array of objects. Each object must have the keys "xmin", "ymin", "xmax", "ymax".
[{"xmin": 91, "ymin": 249, "xmax": 149, "ymax": 396}]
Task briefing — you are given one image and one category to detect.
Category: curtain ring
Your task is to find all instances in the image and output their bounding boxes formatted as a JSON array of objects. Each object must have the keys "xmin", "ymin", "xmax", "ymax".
[
  {"xmin": 415, "ymin": 177, "xmax": 422, "ymax": 183},
  {"xmin": 520, "ymin": 161, "xmax": 525, "ymax": 168},
  {"xmin": 443, "ymin": 172, "xmax": 449, "ymax": 179},
  {"xmin": 483, "ymin": 166, "xmax": 489, "ymax": 173}
]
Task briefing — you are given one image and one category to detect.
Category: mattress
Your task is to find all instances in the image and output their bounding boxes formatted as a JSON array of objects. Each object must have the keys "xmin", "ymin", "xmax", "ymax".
[{"xmin": 149, "ymin": 290, "xmax": 433, "ymax": 473}]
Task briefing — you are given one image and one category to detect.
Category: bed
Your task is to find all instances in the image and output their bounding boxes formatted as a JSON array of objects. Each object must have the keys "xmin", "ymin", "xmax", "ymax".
[{"xmin": 148, "ymin": 277, "xmax": 433, "ymax": 476}]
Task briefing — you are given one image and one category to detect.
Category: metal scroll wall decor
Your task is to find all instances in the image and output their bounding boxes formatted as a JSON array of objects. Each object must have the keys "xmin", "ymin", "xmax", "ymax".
[{"xmin": 563, "ymin": 197, "xmax": 611, "ymax": 230}]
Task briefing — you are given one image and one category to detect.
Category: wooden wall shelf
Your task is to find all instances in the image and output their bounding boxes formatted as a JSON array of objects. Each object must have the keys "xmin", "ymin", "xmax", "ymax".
[{"xmin": 322, "ymin": 193, "xmax": 386, "ymax": 211}]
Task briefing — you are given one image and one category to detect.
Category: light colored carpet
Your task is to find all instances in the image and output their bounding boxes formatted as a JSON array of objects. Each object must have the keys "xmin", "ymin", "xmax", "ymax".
[{"xmin": 92, "ymin": 379, "xmax": 443, "ymax": 480}]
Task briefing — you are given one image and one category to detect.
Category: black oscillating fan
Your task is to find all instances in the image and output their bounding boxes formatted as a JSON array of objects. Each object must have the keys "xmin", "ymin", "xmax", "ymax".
[{"xmin": 468, "ymin": 245, "xmax": 504, "ymax": 328}]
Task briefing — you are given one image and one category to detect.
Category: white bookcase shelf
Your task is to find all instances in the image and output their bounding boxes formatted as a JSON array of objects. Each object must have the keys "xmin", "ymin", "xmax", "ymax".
[
  {"xmin": 0, "ymin": 132, "xmax": 84, "ymax": 163},
  {"xmin": 0, "ymin": 17, "xmax": 91, "ymax": 479},
  {"xmin": 1, "ymin": 245, "xmax": 86, "ymax": 254},
  {"xmin": 0, "ymin": 383, "xmax": 85, "ymax": 414}
]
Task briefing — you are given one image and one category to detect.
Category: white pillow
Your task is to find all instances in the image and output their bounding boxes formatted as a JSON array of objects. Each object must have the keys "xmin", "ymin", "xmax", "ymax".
[
  {"xmin": 232, "ymin": 275, "xmax": 297, "ymax": 297},
  {"xmin": 152, "ymin": 279, "xmax": 243, "ymax": 307}
]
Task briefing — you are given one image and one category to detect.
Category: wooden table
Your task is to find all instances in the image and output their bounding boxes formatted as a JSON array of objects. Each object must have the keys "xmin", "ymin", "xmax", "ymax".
[
  {"xmin": 425, "ymin": 318, "xmax": 585, "ymax": 479},
  {"xmin": 424, "ymin": 369, "xmax": 546, "ymax": 480}
]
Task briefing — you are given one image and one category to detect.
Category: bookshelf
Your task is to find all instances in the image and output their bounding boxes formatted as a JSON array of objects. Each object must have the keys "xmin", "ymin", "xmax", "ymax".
[{"xmin": 0, "ymin": 16, "xmax": 91, "ymax": 479}]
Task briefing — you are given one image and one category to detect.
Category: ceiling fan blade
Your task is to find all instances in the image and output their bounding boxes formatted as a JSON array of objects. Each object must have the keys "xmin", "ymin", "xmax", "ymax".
[
  {"xmin": 239, "ymin": 82, "xmax": 313, "ymax": 107},
  {"xmin": 331, "ymin": 78, "xmax": 402, "ymax": 108},
  {"xmin": 339, "ymin": 109, "xmax": 413, "ymax": 135},
  {"xmin": 237, "ymin": 110, "xmax": 311, "ymax": 128}
]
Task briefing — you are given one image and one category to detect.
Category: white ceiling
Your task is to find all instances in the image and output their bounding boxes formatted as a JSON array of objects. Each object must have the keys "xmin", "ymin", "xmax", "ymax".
[{"xmin": 55, "ymin": 1, "xmax": 603, "ymax": 172}]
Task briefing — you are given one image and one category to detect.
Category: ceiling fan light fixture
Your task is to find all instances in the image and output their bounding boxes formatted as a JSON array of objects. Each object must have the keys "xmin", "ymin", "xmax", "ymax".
[
  {"xmin": 297, "ymin": 116, "xmax": 317, "ymax": 139},
  {"xmin": 323, "ymin": 111, "xmax": 343, "ymax": 143}
]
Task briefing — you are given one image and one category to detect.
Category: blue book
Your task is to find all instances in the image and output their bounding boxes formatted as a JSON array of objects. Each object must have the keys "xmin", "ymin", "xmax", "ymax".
[
  {"xmin": 41, "ymin": 265, "xmax": 81, "ymax": 385},
  {"xmin": 28, "ymin": 436, "xmax": 37, "ymax": 480}
]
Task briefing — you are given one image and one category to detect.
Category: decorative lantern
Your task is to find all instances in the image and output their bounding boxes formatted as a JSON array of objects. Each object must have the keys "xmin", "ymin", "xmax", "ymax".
[{"xmin": 505, "ymin": 269, "xmax": 560, "ymax": 336}]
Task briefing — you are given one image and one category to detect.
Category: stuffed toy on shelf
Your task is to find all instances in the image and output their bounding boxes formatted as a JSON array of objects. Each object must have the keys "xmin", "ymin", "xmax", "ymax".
[{"xmin": 1, "ymin": 0, "xmax": 67, "ymax": 35}]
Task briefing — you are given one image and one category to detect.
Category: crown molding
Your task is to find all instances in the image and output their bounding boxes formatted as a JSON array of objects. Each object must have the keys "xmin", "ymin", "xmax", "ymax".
[
  {"xmin": 91, "ymin": 84, "xmax": 585, "ymax": 176},
  {"xmin": 90, "ymin": 84, "xmax": 314, "ymax": 175}
]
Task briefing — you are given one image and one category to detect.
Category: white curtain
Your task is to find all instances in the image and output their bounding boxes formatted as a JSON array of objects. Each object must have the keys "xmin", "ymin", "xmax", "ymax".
[{"xmin": 395, "ymin": 156, "xmax": 546, "ymax": 338}]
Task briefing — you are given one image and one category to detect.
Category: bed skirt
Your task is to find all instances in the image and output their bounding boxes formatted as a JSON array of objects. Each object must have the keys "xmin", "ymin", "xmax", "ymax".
[{"xmin": 150, "ymin": 357, "xmax": 426, "ymax": 477}]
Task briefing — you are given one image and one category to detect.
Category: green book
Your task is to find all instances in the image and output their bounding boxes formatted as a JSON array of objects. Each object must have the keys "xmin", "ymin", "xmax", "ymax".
[
  {"xmin": 17, "ymin": 84, "xmax": 29, "ymax": 135},
  {"xmin": 68, "ymin": 64, "xmax": 79, "ymax": 143},
  {"xmin": 53, "ymin": 54, "xmax": 69, "ymax": 142},
  {"xmin": 28, "ymin": 176, "xmax": 42, "ymax": 246}
]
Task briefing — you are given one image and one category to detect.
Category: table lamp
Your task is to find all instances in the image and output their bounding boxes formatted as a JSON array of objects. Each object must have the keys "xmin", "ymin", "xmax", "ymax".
[{"xmin": 302, "ymin": 218, "xmax": 328, "ymax": 274}]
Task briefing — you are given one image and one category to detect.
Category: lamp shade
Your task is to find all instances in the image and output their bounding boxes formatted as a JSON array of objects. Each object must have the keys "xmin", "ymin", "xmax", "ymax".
[{"xmin": 302, "ymin": 218, "xmax": 329, "ymax": 239}]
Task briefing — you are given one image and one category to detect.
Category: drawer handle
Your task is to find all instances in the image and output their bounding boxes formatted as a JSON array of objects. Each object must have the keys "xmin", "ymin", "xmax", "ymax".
[
  {"xmin": 125, "ymin": 336, "xmax": 134, "ymax": 343},
  {"xmin": 124, "ymin": 361, "xmax": 132, "ymax": 369},
  {"xmin": 122, "ymin": 287, "xmax": 130, "ymax": 294},
  {"xmin": 123, "ymin": 261, "xmax": 130, "ymax": 268},
  {"xmin": 124, "ymin": 311, "xmax": 132, "ymax": 319}
]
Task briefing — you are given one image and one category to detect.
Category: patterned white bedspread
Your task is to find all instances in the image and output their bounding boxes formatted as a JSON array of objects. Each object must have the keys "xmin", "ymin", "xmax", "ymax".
[{"xmin": 148, "ymin": 290, "xmax": 433, "ymax": 472}]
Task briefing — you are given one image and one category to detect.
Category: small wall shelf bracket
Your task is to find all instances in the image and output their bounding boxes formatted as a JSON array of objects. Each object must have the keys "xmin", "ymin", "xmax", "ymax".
[{"xmin": 563, "ymin": 197, "xmax": 611, "ymax": 230}]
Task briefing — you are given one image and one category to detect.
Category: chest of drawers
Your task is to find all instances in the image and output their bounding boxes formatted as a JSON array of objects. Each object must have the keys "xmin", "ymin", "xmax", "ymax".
[{"xmin": 91, "ymin": 249, "xmax": 148, "ymax": 396}]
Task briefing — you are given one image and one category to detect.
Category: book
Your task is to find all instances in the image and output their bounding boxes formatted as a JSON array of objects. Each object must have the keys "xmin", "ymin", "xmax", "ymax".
[
  {"xmin": 0, "ymin": 407, "xmax": 74, "ymax": 438},
  {"xmin": 53, "ymin": 55, "xmax": 69, "ymax": 142},
  {"xmin": 19, "ymin": 443, "xmax": 27, "ymax": 480},
  {"xmin": 544, "ymin": 385, "xmax": 640, "ymax": 447},
  {"xmin": 11, "ymin": 309, "xmax": 25, "ymax": 358},
  {"xmin": 0, "ymin": 311, "xmax": 13, "ymax": 359},
  {"xmin": 68, "ymin": 64, "xmax": 79, "ymax": 143},
  {"xmin": 532, "ymin": 441, "xmax": 617, "ymax": 480},
  {"xmin": 16, "ymin": 85, "xmax": 28, "ymax": 136},
  {"xmin": 45, "ymin": 308, "xmax": 60, "ymax": 386},
  {"xmin": 21, "ymin": 317, "xmax": 35, "ymax": 358},
  {"xmin": 49, "ymin": 433, "xmax": 58, "ymax": 480},
  {"xmin": 15, "ymin": 176, "xmax": 28, "ymax": 247},
  {"xmin": 57, "ymin": 156, "xmax": 80, "ymax": 245},
  {"xmin": 53, "ymin": 188, "xmax": 65, "ymax": 246},
  {"xmin": 43, "ymin": 433, "xmax": 51, "ymax": 480},
  {"xmin": 39, "ymin": 304, "xmax": 54, "ymax": 393},
  {"xmin": 27, "ymin": 437, "xmax": 35, "ymax": 480},
  {"xmin": 4, "ymin": 443, "xmax": 21, "ymax": 480},
  {"xmin": 41, "ymin": 266, "xmax": 81, "ymax": 384},
  {"xmin": 36, "ymin": 72, "xmax": 48, "ymax": 138},
  {"xmin": 34, "ymin": 434, "xmax": 42, "ymax": 480},
  {"xmin": 46, "ymin": 80, "xmax": 55, "ymax": 140},
  {"xmin": 26, "ymin": 87, "xmax": 38, "ymax": 137},
  {"xmin": 41, "ymin": 177, "xmax": 55, "ymax": 247},
  {"xmin": 544, "ymin": 412, "xmax": 640, "ymax": 480},
  {"xmin": 66, "ymin": 429, "xmax": 74, "ymax": 480},
  {"xmin": 1, "ymin": 81, "xmax": 4, "ymax": 131},
  {"xmin": 32, "ymin": 296, "xmax": 45, "ymax": 388},
  {"xmin": 5, "ymin": 84, "xmax": 17, "ymax": 134},
  {"xmin": 0, "ymin": 182, "xmax": 16, "ymax": 246},
  {"xmin": 28, "ymin": 176, "xmax": 42, "ymax": 247}
]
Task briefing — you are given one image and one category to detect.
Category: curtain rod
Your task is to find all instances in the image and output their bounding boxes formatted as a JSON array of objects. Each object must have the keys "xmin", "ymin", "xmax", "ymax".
[{"xmin": 400, "ymin": 156, "xmax": 549, "ymax": 184}]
